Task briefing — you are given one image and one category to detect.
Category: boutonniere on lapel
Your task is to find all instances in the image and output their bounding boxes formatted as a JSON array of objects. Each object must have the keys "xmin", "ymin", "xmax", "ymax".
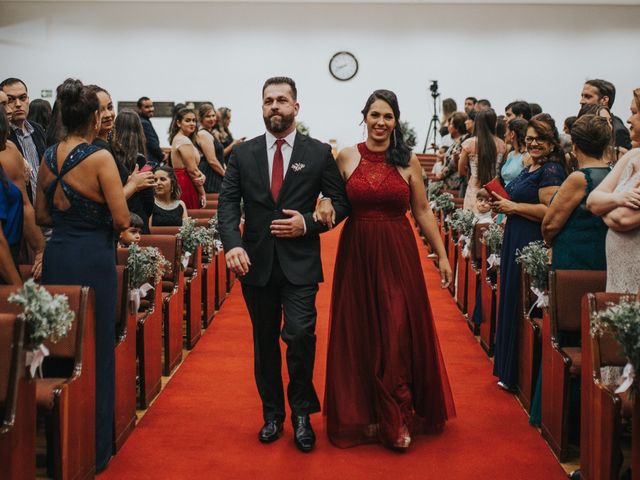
[{"xmin": 291, "ymin": 163, "xmax": 306, "ymax": 172}]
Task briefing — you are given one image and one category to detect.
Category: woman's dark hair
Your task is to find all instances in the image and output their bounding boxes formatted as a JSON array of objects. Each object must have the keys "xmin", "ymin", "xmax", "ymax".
[
  {"xmin": 529, "ymin": 103, "xmax": 543, "ymax": 116},
  {"xmin": 474, "ymin": 108, "xmax": 498, "ymax": 186},
  {"xmin": 564, "ymin": 115, "xmax": 577, "ymax": 132},
  {"xmin": 449, "ymin": 112, "xmax": 467, "ymax": 136},
  {"xmin": 155, "ymin": 165, "xmax": 181, "ymax": 200},
  {"xmin": 361, "ymin": 89, "xmax": 411, "ymax": 168},
  {"xmin": 528, "ymin": 113, "xmax": 567, "ymax": 170},
  {"xmin": 570, "ymin": 114, "xmax": 612, "ymax": 159},
  {"xmin": 496, "ymin": 115, "xmax": 507, "ymax": 140},
  {"xmin": 507, "ymin": 118, "xmax": 528, "ymax": 152},
  {"xmin": 0, "ymin": 104, "xmax": 9, "ymax": 152},
  {"xmin": 577, "ymin": 103, "xmax": 610, "ymax": 118},
  {"xmin": 45, "ymin": 100, "xmax": 65, "ymax": 147},
  {"xmin": 113, "ymin": 108, "xmax": 147, "ymax": 173},
  {"xmin": 129, "ymin": 212, "xmax": 145, "ymax": 230},
  {"xmin": 27, "ymin": 99, "xmax": 52, "ymax": 131},
  {"xmin": 56, "ymin": 78, "xmax": 99, "ymax": 136},
  {"xmin": 169, "ymin": 107, "xmax": 197, "ymax": 145}
]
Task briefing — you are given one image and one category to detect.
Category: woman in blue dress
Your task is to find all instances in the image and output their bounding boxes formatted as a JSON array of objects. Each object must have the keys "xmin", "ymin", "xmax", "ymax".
[
  {"xmin": 35, "ymin": 79, "xmax": 129, "ymax": 472},
  {"xmin": 490, "ymin": 114, "xmax": 566, "ymax": 391}
]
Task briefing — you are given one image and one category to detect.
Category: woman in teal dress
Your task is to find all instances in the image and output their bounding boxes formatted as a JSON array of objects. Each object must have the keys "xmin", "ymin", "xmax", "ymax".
[{"xmin": 526, "ymin": 115, "xmax": 612, "ymax": 427}]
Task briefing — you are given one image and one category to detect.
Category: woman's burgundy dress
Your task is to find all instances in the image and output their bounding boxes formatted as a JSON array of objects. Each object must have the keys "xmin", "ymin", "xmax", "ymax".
[{"xmin": 324, "ymin": 143, "xmax": 455, "ymax": 448}]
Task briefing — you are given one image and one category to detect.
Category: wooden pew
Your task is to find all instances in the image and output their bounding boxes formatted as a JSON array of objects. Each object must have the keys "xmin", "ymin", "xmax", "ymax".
[
  {"xmin": 150, "ymin": 226, "xmax": 203, "ymax": 350},
  {"xmin": 139, "ymin": 235, "xmax": 185, "ymax": 376},
  {"xmin": 580, "ymin": 292, "xmax": 631, "ymax": 480},
  {"xmin": 0, "ymin": 285, "xmax": 96, "ymax": 480},
  {"xmin": 205, "ymin": 193, "xmax": 219, "ymax": 202},
  {"xmin": 465, "ymin": 223, "xmax": 487, "ymax": 335},
  {"xmin": 204, "ymin": 200, "xmax": 218, "ymax": 210},
  {"xmin": 479, "ymin": 241, "xmax": 498, "ymax": 356},
  {"xmin": 188, "ymin": 209, "xmax": 217, "ymax": 220},
  {"xmin": 0, "ymin": 313, "xmax": 35, "ymax": 480},
  {"xmin": 455, "ymin": 236, "xmax": 468, "ymax": 315},
  {"xmin": 115, "ymin": 249, "xmax": 163, "ymax": 410},
  {"xmin": 540, "ymin": 270, "xmax": 606, "ymax": 462},
  {"xmin": 516, "ymin": 268, "xmax": 544, "ymax": 414},
  {"xmin": 188, "ymin": 213, "xmax": 217, "ymax": 327},
  {"xmin": 113, "ymin": 265, "xmax": 137, "ymax": 452}
]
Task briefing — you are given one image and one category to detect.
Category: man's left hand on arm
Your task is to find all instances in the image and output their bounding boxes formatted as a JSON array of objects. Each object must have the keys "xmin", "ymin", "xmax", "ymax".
[{"xmin": 270, "ymin": 209, "xmax": 306, "ymax": 238}]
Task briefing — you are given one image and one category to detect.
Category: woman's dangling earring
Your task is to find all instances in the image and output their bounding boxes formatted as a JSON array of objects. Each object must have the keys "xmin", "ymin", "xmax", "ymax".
[
  {"xmin": 362, "ymin": 123, "xmax": 367, "ymax": 140},
  {"xmin": 393, "ymin": 129, "xmax": 397, "ymax": 147}
]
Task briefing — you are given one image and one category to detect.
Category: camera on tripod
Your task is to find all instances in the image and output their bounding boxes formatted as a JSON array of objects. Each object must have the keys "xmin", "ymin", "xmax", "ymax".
[{"xmin": 429, "ymin": 80, "xmax": 439, "ymax": 98}]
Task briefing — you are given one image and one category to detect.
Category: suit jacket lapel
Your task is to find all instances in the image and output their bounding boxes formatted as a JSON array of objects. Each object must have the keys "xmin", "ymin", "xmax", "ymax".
[
  {"xmin": 277, "ymin": 134, "xmax": 308, "ymax": 205},
  {"xmin": 252, "ymin": 135, "xmax": 273, "ymax": 204}
]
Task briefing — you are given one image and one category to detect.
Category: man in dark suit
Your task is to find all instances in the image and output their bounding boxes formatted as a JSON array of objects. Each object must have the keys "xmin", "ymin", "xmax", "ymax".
[
  {"xmin": 1, "ymin": 78, "xmax": 46, "ymax": 204},
  {"xmin": 580, "ymin": 79, "xmax": 632, "ymax": 150},
  {"xmin": 218, "ymin": 77, "xmax": 349, "ymax": 452},
  {"xmin": 137, "ymin": 96, "xmax": 165, "ymax": 165}
]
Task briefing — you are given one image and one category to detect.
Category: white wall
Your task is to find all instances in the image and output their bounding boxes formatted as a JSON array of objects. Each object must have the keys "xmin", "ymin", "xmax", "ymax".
[{"xmin": 1, "ymin": 1, "xmax": 639, "ymax": 149}]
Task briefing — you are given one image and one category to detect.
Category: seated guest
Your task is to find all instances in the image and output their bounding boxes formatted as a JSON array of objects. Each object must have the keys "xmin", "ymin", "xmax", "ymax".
[
  {"xmin": 151, "ymin": 166, "xmax": 187, "ymax": 227},
  {"xmin": 475, "ymin": 188, "xmax": 494, "ymax": 224},
  {"xmin": 196, "ymin": 102, "xmax": 226, "ymax": 193},
  {"xmin": 119, "ymin": 212, "xmax": 144, "ymax": 247},
  {"xmin": 500, "ymin": 118, "xmax": 528, "ymax": 185},
  {"xmin": 35, "ymin": 78, "xmax": 129, "ymax": 472},
  {"xmin": 542, "ymin": 114, "xmax": 611, "ymax": 270},
  {"xmin": 169, "ymin": 108, "xmax": 206, "ymax": 209},
  {"xmin": 587, "ymin": 87, "xmax": 640, "ymax": 294},
  {"xmin": 490, "ymin": 113, "xmax": 566, "ymax": 391},
  {"xmin": 580, "ymin": 78, "xmax": 632, "ymax": 150},
  {"xmin": 112, "ymin": 109, "xmax": 155, "ymax": 233},
  {"xmin": 432, "ymin": 146, "xmax": 445, "ymax": 175},
  {"xmin": 137, "ymin": 96, "xmax": 165, "ymax": 165}
]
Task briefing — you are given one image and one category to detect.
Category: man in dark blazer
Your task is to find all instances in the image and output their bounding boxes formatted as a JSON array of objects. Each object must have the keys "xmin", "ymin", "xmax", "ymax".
[
  {"xmin": 1, "ymin": 78, "xmax": 47, "ymax": 204},
  {"xmin": 137, "ymin": 96, "xmax": 165, "ymax": 165},
  {"xmin": 218, "ymin": 77, "xmax": 349, "ymax": 452}
]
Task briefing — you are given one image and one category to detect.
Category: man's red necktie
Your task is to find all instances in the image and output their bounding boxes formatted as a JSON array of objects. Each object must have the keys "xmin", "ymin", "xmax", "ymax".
[{"xmin": 271, "ymin": 138, "xmax": 285, "ymax": 201}]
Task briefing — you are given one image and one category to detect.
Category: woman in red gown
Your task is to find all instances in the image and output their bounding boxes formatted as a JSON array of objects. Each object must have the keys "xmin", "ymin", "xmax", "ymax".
[{"xmin": 321, "ymin": 90, "xmax": 456, "ymax": 451}]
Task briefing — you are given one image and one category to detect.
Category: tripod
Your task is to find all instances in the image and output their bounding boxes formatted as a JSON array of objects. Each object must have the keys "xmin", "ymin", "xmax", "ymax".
[{"xmin": 422, "ymin": 88, "xmax": 440, "ymax": 153}]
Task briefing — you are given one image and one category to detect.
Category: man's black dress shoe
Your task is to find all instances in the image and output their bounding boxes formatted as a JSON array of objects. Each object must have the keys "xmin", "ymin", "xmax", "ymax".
[
  {"xmin": 258, "ymin": 420, "xmax": 283, "ymax": 443},
  {"xmin": 292, "ymin": 415, "xmax": 316, "ymax": 453}
]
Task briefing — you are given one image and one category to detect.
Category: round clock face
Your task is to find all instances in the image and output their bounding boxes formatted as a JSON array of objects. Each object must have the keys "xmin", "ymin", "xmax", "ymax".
[{"xmin": 329, "ymin": 51, "xmax": 358, "ymax": 81}]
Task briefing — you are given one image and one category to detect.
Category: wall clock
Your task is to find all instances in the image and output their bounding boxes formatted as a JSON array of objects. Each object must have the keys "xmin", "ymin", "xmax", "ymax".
[{"xmin": 329, "ymin": 51, "xmax": 358, "ymax": 81}]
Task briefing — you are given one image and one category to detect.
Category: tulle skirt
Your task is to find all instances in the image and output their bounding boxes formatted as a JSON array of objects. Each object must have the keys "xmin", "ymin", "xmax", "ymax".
[{"xmin": 324, "ymin": 215, "xmax": 456, "ymax": 448}]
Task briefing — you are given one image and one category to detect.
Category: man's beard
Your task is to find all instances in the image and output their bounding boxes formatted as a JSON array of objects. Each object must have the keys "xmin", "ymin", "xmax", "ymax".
[{"xmin": 264, "ymin": 112, "xmax": 295, "ymax": 134}]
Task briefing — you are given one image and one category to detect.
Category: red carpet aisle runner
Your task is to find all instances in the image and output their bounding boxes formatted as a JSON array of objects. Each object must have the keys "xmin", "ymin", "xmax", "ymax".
[{"xmin": 101, "ymin": 224, "xmax": 566, "ymax": 480}]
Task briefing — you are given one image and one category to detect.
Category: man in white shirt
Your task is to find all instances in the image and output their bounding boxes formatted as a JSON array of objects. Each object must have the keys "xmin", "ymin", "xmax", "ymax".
[{"xmin": 218, "ymin": 77, "xmax": 349, "ymax": 452}]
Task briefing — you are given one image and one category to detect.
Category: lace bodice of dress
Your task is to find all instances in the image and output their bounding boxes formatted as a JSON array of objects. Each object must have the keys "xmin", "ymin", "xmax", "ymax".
[{"xmin": 346, "ymin": 143, "xmax": 410, "ymax": 220}]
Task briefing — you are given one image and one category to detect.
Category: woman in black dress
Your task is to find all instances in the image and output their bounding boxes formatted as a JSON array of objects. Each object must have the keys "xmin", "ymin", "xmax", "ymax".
[
  {"xmin": 35, "ymin": 78, "xmax": 129, "ymax": 471},
  {"xmin": 196, "ymin": 103, "xmax": 225, "ymax": 193},
  {"xmin": 150, "ymin": 165, "xmax": 187, "ymax": 226}
]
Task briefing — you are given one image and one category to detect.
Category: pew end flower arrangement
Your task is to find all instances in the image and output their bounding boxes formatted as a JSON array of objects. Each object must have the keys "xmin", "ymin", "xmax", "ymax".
[
  {"xmin": 482, "ymin": 223, "xmax": 503, "ymax": 270},
  {"xmin": 516, "ymin": 240, "xmax": 550, "ymax": 310},
  {"xmin": 127, "ymin": 243, "xmax": 170, "ymax": 313},
  {"xmin": 427, "ymin": 180, "xmax": 445, "ymax": 200},
  {"xmin": 591, "ymin": 298, "xmax": 640, "ymax": 397},
  {"xmin": 180, "ymin": 217, "xmax": 220, "ymax": 267},
  {"xmin": 8, "ymin": 279, "xmax": 75, "ymax": 378},
  {"xmin": 430, "ymin": 192, "xmax": 455, "ymax": 215},
  {"xmin": 447, "ymin": 209, "xmax": 476, "ymax": 258}
]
